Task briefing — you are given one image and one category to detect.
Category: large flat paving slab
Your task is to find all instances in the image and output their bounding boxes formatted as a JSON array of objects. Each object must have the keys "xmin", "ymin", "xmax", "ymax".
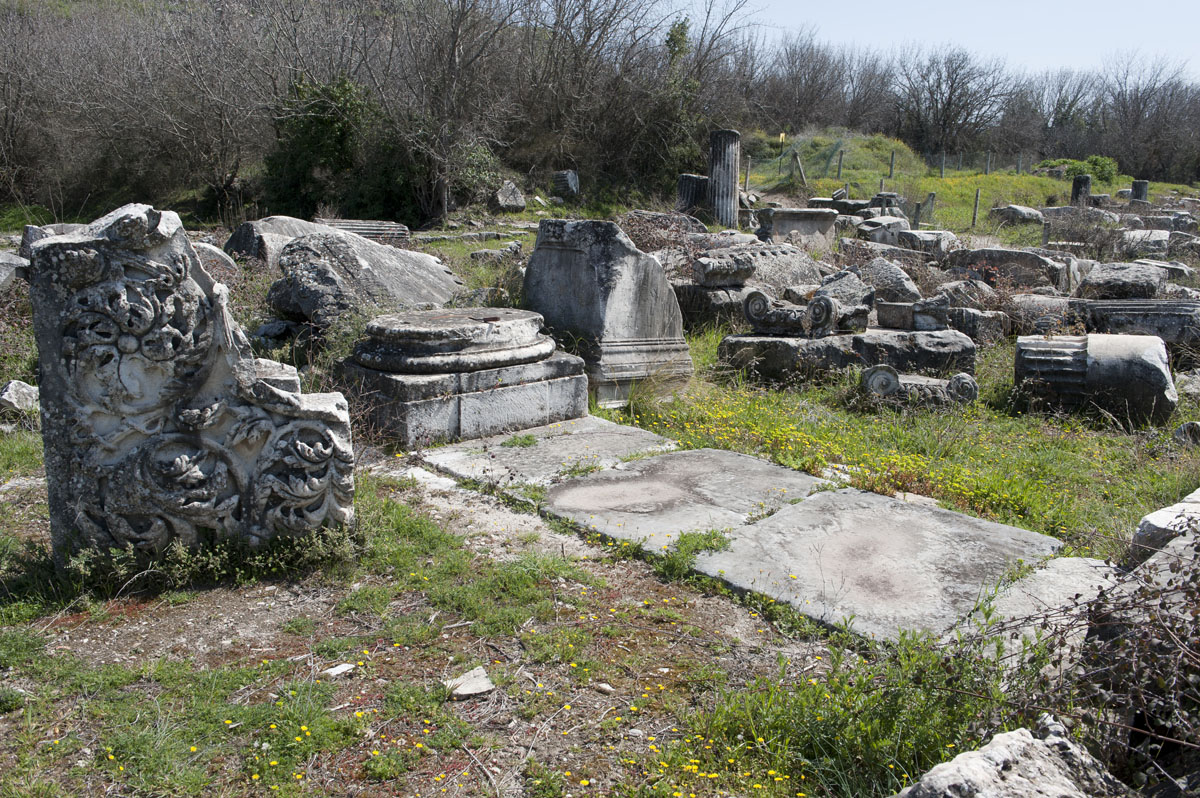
[
  {"xmin": 693, "ymin": 489, "xmax": 1062, "ymax": 640},
  {"xmin": 544, "ymin": 448, "xmax": 829, "ymax": 544},
  {"xmin": 419, "ymin": 415, "xmax": 675, "ymax": 487}
]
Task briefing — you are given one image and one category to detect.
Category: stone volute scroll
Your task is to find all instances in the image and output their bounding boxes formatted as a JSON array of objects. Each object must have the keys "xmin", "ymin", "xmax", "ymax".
[
  {"xmin": 27, "ymin": 204, "xmax": 355, "ymax": 565},
  {"xmin": 861, "ymin": 365, "xmax": 979, "ymax": 405},
  {"xmin": 742, "ymin": 290, "xmax": 842, "ymax": 338}
]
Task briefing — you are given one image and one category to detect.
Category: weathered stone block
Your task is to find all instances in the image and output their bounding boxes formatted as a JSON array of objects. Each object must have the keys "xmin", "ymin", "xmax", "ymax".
[
  {"xmin": 719, "ymin": 329, "xmax": 975, "ymax": 380},
  {"xmin": 223, "ymin": 215, "xmax": 336, "ymax": 269},
  {"xmin": 267, "ymin": 232, "xmax": 462, "ymax": 330},
  {"xmin": 672, "ymin": 284, "xmax": 748, "ymax": 330},
  {"xmin": 755, "ymin": 208, "xmax": 838, "ymax": 251},
  {"xmin": 696, "ymin": 489, "xmax": 1059, "ymax": 640},
  {"xmin": 340, "ymin": 309, "xmax": 587, "ymax": 448},
  {"xmin": 524, "ymin": 220, "xmax": 693, "ymax": 408},
  {"xmin": 1074, "ymin": 261, "xmax": 1167, "ymax": 299},
  {"xmin": 0, "ymin": 251, "xmax": 26, "ymax": 291},
  {"xmin": 28, "ymin": 204, "xmax": 354, "ymax": 564},
  {"xmin": 989, "ymin": 205, "xmax": 1044, "ymax": 225},
  {"xmin": 421, "ymin": 416, "xmax": 675, "ymax": 487},
  {"xmin": 340, "ymin": 353, "xmax": 587, "ymax": 450},
  {"xmin": 945, "ymin": 248, "xmax": 1076, "ymax": 293},
  {"xmin": 893, "ymin": 721, "xmax": 1134, "ymax": 798},
  {"xmin": 896, "ymin": 229, "xmax": 958, "ymax": 257},
  {"xmin": 858, "ymin": 257, "xmax": 921, "ymax": 303},
  {"xmin": 1121, "ymin": 229, "xmax": 1170, "ymax": 257},
  {"xmin": 490, "ymin": 180, "xmax": 526, "ymax": 213},
  {"xmin": 0, "ymin": 380, "xmax": 38, "ymax": 414},
  {"xmin": 1015, "ymin": 334, "xmax": 1177, "ymax": 424},
  {"xmin": 855, "ymin": 215, "xmax": 911, "ymax": 246}
]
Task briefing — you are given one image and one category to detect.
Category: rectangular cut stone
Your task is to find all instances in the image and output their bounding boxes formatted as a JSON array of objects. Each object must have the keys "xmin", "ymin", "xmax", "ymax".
[
  {"xmin": 339, "ymin": 352, "xmax": 588, "ymax": 449},
  {"xmin": 756, "ymin": 208, "xmax": 838, "ymax": 250},
  {"xmin": 1069, "ymin": 298, "xmax": 1200, "ymax": 354},
  {"xmin": 543, "ymin": 448, "xmax": 829, "ymax": 544},
  {"xmin": 672, "ymin": 284, "xmax": 749, "ymax": 331},
  {"xmin": 856, "ymin": 215, "xmax": 910, "ymax": 246},
  {"xmin": 693, "ymin": 489, "xmax": 1062, "ymax": 640},
  {"xmin": 876, "ymin": 302, "xmax": 915, "ymax": 330},
  {"xmin": 719, "ymin": 329, "xmax": 976, "ymax": 380},
  {"xmin": 420, "ymin": 415, "xmax": 676, "ymax": 487}
]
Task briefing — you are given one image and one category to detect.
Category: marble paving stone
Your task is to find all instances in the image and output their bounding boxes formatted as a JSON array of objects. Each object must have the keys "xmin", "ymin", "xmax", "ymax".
[
  {"xmin": 543, "ymin": 448, "xmax": 829, "ymax": 545},
  {"xmin": 420, "ymin": 416, "xmax": 675, "ymax": 487},
  {"xmin": 693, "ymin": 489, "xmax": 1062, "ymax": 640}
]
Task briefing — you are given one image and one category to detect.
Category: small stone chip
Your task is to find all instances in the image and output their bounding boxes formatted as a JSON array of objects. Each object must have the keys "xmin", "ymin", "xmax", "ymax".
[
  {"xmin": 320, "ymin": 663, "xmax": 356, "ymax": 679},
  {"xmin": 443, "ymin": 666, "xmax": 495, "ymax": 699}
]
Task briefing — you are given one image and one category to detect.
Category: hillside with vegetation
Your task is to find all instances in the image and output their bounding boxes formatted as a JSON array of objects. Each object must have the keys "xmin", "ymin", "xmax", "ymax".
[{"xmin": 1, "ymin": 0, "xmax": 1198, "ymax": 229}]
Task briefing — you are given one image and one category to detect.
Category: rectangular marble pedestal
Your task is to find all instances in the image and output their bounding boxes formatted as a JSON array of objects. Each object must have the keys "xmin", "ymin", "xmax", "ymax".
[{"xmin": 339, "ymin": 352, "xmax": 588, "ymax": 449}]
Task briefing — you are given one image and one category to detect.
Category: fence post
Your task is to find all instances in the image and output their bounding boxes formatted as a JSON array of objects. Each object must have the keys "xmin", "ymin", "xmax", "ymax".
[
  {"xmin": 912, "ymin": 202, "xmax": 922, "ymax": 229},
  {"xmin": 744, "ymin": 157, "xmax": 751, "ymax": 192},
  {"xmin": 879, "ymin": 178, "xmax": 885, "ymax": 193},
  {"xmin": 836, "ymin": 150, "xmax": 844, "ymax": 180},
  {"xmin": 791, "ymin": 152, "xmax": 808, "ymax": 188},
  {"xmin": 972, "ymin": 187, "xmax": 981, "ymax": 227},
  {"xmin": 889, "ymin": 150, "xmax": 895, "ymax": 179},
  {"xmin": 985, "ymin": 152, "xmax": 992, "ymax": 175}
]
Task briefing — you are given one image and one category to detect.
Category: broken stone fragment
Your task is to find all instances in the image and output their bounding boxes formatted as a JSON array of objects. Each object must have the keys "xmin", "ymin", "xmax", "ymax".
[
  {"xmin": 1014, "ymin": 334, "xmax": 1176, "ymax": 425},
  {"xmin": 892, "ymin": 716, "xmax": 1134, "ymax": 797},
  {"xmin": 27, "ymin": 203, "xmax": 355, "ymax": 566},
  {"xmin": 489, "ymin": 180, "xmax": 526, "ymax": 213},
  {"xmin": 443, "ymin": 666, "xmax": 495, "ymax": 699},
  {"xmin": 267, "ymin": 232, "xmax": 462, "ymax": 330},
  {"xmin": 857, "ymin": 257, "xmax": 921, "ymax": 303},
  {"xmin": 0, "ymin": 380, "xmax": 38, "ymax": 414},
  {"xmin": 524, "ymin": 219, "xmax": 693, "ymax": 408},
  {"xmin": 320, "ymin": 663, "xmax": 356, "ymax": 679}
]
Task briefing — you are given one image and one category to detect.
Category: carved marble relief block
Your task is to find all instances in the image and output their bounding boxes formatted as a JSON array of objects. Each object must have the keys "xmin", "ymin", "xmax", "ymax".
[{"xmin": 27, "ymin": 204, "xmax": 354, "ymax": 563}]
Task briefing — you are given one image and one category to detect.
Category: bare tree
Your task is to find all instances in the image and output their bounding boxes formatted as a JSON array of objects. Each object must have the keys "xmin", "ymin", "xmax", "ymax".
[{"xmin": 893, "ymin": 45, "xmax": 1011, "ymax": 157}]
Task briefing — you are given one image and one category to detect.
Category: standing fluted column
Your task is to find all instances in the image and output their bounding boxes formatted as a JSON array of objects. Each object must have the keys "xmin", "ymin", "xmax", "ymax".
[{"xmin": 707, "ymin": 130, "xmax": 741, "ymax": 228}]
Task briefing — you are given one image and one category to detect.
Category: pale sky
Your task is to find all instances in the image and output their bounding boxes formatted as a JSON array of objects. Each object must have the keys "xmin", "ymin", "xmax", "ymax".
[{"xmin": 751, "ymin": 0, "xmax": 1200, "ymax": 80}]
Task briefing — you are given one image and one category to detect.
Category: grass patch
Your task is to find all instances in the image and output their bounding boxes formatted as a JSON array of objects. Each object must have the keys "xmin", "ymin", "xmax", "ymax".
[
  {"xmin": 500, "ymin": 433, "xmax": 537, "ymax": 448},
  {"xmin": 280, "ymin": 616, "xmax": 317, "ymax": 636},
  {"xmin": 646, "ymin": 624, "xmax": 1050, "ymax": 797},
  {"xmin": 653, "ymin": 529, "xmax": 732, "ymax": 582},
  {"xmin": 0, "ymin": 429, "xmax": 43, "ymax": 477}
]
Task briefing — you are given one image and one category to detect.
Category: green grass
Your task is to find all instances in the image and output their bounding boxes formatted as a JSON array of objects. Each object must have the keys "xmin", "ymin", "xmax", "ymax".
[
  {"xmin": 0, "ymin": 429, "xmax": 43, "ymax": 477},
  {"xmin": 653, "ymin": 529, "xmax": 732, "ymax": 582},
  {"xmin": 611, "ymin": 332, "xmax": 1200, "ymax": 560},
  {"xmin": 639, "ymin": 622, "xmax": 1050, "ymax": 798}
]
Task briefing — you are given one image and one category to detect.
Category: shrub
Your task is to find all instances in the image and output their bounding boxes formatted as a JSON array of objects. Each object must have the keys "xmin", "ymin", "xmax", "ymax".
[{"xmin": 1036, "ymin": 155, "xmax": 1120, "ymax": 184}]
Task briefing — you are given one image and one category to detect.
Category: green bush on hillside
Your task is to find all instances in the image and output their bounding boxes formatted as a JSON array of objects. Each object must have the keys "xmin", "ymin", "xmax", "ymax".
[{"xmin": 1035, "ymin": 155, "xmax": 1120, "ymax": 184}]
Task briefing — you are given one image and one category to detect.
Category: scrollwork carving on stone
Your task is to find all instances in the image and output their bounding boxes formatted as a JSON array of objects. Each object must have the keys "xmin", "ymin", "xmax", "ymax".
[
  {"xmin": 28, "ymin": 204, "xmax": 355, "ymax": 563},
  {"xmin": 860, "ymin": 365, "xmax": 978, "ymax": 406},
  {"xmin": 743, "ymin": 289, "xmax": 845, "ymax": 338}
]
